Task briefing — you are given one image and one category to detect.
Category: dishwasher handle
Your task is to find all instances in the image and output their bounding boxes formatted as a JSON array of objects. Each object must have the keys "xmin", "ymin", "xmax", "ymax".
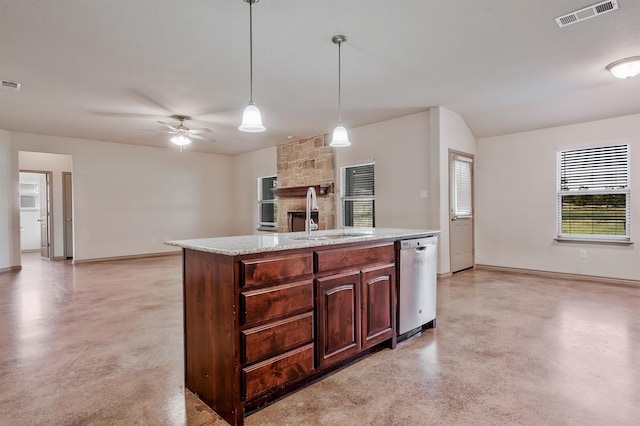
[{"xmin": 400, "ymin": 236, "xmax": 438, "ymax": 251}]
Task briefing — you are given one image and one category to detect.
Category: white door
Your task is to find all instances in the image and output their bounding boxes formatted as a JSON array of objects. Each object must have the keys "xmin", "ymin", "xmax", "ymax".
[
  {"xmin": 38, "ymin": 173, "xmax": 51, "ymax": 259},
  {"xmin": 449, "ymin": 151, "xmax": 474, "ymax": 273}
]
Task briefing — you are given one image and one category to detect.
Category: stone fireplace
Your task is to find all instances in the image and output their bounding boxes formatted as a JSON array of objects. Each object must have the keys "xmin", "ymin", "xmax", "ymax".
[{"xmin": 275, "ymin": 134, "xmax": 336, "ymax": 233}]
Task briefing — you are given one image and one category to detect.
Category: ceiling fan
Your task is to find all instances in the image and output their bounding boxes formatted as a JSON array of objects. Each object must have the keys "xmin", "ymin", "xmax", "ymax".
[{"xmin": 156, "ymin": 115, "xmax": 214, "ymax": 150}]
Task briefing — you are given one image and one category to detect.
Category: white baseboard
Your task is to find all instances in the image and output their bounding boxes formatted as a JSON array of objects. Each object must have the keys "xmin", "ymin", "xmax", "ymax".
[
  {"xmin": 475, "ymin": 264, "xmax": 640, "ymax": 287},
  {"xmin": 72, "ymin": 251, "xmax": 181, "ymax": 264}
]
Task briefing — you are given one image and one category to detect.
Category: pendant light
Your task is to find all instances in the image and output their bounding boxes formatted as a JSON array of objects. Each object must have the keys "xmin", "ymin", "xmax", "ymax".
[
  {"xmin": 330, "ymin": 35, "xmax": 350, "ymax": 147},
  {"xmin": 239, "ymin": 0, "xmax": 266, "ymax": 132}
]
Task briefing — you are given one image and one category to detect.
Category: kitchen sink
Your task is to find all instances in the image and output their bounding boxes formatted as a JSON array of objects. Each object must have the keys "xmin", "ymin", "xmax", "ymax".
[
  {"xmin": 293, "ymin": 236, "xmax": 330, "ymax": 240},
  {"xmin": 293, "ymin": 232, "xmax": 373, "ymax": 241}
]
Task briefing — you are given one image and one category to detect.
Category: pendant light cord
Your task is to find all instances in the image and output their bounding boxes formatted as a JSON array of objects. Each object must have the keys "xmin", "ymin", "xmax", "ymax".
[
  {"xmin": 249, "ymin": 0, "xmax": 254, "ymax": 103},
  {"xmin": 337, "ymin": 40, "xmax": 342, "ymax": 124}
]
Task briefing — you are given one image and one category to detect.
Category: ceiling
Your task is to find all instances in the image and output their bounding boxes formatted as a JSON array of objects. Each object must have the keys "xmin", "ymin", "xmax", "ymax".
[{"xmin": 1, "ymin": 0, "xmax": 639, "ymax": 156}]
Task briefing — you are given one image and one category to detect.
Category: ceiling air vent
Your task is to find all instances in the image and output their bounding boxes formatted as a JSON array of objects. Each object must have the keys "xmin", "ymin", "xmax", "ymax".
[
  {"xmin": 1, "ymin": 80, "xmax": 21, "ymax": 91},
  {"xmin": 555, "ymin": 0, "xmax": 618, "ymax": 28}
]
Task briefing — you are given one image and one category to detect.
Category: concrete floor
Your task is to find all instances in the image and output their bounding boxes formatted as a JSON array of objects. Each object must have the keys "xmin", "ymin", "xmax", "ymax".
[{"xmin": 1, "ymin": 253, "xmax": 639, "ymax": 425}]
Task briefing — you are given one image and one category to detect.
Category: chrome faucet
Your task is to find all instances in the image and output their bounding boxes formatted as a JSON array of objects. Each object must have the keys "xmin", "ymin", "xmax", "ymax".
[{"xmin": 305, "ymin": 186, "xmax": 319, "ymax": 237}]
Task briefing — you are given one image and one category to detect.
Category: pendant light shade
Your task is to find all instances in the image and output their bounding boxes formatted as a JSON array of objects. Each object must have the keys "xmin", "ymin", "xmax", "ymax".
[
  {"xmin": 330, "ymin": 35, "xmax": 350, "ymax": 147},
  {"xmin": 239, "ymin": 0, "xmax": 266, "ymax": 132},
  {"xmin": 239, "ymin": 102, "xmax": 265, "ymax": 132},
  {"xmin": 331, "ymin": 125, "xmax": 350, "ymax": 147},
  {"xmin": 606, "ymin": 56, "xmax": 640, "ymax": 79}
]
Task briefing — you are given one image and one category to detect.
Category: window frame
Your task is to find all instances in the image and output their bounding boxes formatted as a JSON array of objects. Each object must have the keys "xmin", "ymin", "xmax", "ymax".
[
  {"xmin": 340, "ymin": 162, "xmax": 375, "ymax": 228},
  {"xmin": 556, "ymin": 143, "xmax": 630, "ymax": 242},
  {"xmin": 257, "ymin": 175, "xmax": 278, "ymax": 230}
]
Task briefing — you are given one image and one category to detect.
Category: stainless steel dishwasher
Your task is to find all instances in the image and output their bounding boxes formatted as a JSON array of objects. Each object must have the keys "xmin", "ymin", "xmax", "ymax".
[{"xmin": 398, "ymin": 236, "xmax": 438, "ymax": 337}]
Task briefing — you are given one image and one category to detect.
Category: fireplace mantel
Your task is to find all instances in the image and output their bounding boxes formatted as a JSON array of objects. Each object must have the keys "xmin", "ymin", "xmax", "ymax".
[{"xmin": 271, "ymin": 184, "xmax": 332, "ymax": 198}]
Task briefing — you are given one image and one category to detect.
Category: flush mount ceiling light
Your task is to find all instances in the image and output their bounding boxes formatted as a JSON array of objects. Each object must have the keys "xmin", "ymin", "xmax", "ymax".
[
  {"xmin": 330, "ymin": 35, "xmax": 350, "ymax": 148},
  {"xmin": 238, "ymin": 0, "xmax": 266, "ymax": 133},
  {"xmin": 606, "ymin": 56, "xmax": 640, "ymax": 79}
]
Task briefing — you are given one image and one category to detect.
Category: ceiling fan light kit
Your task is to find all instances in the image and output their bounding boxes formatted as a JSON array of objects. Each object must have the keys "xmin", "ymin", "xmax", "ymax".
[
  {"xmin": 606, "ymin": 56, "xmax": 640, "ymax": 79},
  {"xmin": 330, "ymin": 35, "xmax": 351, "ymax": 148},
  {"xmin": 239, "ymin": 0, "xmax": 266, "ymax": 133},
  {"xmin": 170, "ymin": 132, "xmax": 191, "ymax": 146},
  {"xmin": 158, "ymin": 115, "xmax": 214, "ymax": 151}
]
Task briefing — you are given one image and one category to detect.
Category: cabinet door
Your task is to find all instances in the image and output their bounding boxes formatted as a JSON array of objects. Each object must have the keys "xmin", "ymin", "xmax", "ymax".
[
  {"xmin": 315, "ymin": 271, "xmax": 360, "ymax": 369},
  {"xmin": 361, "ymin": 264, "xmax": 395, "ymax": 350}
]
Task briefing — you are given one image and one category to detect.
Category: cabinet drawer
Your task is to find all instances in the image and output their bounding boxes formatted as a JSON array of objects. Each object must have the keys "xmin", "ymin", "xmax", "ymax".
[
  {"xmin": 315, "ymin": 243, "xmax": 395, "ymax": 274},
  {"xmin": 241, "ymin": 280, "xmax": 314, "ymax": 326},
  {"xmin": 241, "ymin": 253, "xmax": 313, "ymax": 288},
  {"xmin": 241, "ymin": 312, "xmax": 314, "ymax": 365},
  {"xmin": 242, "ymin": 343, "xmax": 314, "ymax": 401}
]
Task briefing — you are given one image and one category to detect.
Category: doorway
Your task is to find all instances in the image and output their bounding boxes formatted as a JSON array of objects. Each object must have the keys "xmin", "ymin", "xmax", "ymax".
[
  {"xmin": 19, "ymin": 171, "xmax": 53, "ymax": 260},
  {"xmin": 19, "ymin": 151, "xmax": 74, "ymax": 262},
  {"xmin": 449, "ymin": 150, "xmax": 474, "ymax": 273}
]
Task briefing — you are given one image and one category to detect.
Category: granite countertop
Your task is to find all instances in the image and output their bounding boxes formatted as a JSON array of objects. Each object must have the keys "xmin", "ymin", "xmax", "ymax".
[{"xmin": 166, "ymin": 227, "xmax": 439, "ymax": 256}]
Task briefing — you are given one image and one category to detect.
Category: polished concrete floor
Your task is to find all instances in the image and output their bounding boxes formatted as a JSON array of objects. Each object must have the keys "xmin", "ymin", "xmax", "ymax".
[{"xmin": 1, "ymin": 253, "xmax": 639, "ymax": 425}]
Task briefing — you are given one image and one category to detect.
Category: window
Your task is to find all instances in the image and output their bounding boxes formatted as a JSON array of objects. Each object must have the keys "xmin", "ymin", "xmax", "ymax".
[
  {"xmin": 451, "ymin": 154, "xmax": 473, "ymax": 218},
  {"xmin": 19, "ymin": 182, "xmax": 39, "ymax": 210},
  {"xmin": 258, "ymin": 176, "xmax": 278, "ymax": 229},
  {"xmin": 557, "ymin": 144, "xmax": 630, "ymax": 240},
  {"xmin": 341, "ymin": 163, "xmax": 375, "ymax": 227}
]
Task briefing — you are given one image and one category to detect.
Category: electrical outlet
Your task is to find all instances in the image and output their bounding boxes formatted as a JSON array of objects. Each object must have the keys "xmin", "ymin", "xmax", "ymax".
[
  {"xmin": 420, "ymin": 190, "xmax": 428, "ymax": 199},
  {"xmin": 579, "ymin": 249, "xmax": 588, "ymax": 259}
]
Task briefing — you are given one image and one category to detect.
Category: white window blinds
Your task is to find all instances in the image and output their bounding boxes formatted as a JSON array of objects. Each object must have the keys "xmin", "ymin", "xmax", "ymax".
[
  {"xmin": 452, "ymin": 155, "xmax": 473, "ymax": 217},
  {"xmin": 341, "ymin": 163, "xmax": 375, "ymax": 227},
  {"xmin": 559, "ymin": 144, "xmax": 629, "ymax": 191},
  {"xmin": 557, "ymin": 144, "xmax": 630, "ymax": 239}
]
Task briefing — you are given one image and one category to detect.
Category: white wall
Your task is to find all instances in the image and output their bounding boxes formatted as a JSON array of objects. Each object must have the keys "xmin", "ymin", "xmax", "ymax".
[
  {"xmin": 231, "ymin": 146, "xmax": 278, "ymax": 235},
  {"xmin": 476, "ymin": 113, "xmax": 640, "ymax": 281},
  {"xmin": 0, "ymin": 130, "xmax": 21, "ymax": 270},
  {"xmin": 11, "ymin": 131, "xmax": 235, "ymax": 261},
  {"xmin": 19, "ymin": 153, "xmax": 73, "ymax": 257},
  {"xmin": 431, "ymin": 107, "xmax": 477, "ymax": 274},
  {"xmin": 335, "ymin": 111, "xmax": 432, "ymax": 230}
]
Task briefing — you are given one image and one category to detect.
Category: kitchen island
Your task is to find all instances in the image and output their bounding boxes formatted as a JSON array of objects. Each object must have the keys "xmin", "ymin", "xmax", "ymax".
[{"xmin": 167, "ymin": 227, "xmax": 438, "ymax": 425}]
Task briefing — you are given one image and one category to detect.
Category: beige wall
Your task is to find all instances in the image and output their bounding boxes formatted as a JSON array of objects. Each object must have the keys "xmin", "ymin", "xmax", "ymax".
[
  {"xmin": 476, "ymin": 113, "xmax": 640, "ymax": 281},
  {"xmin": 432, "ymin": 107, "xmax": 477, "ymax": 274},
  {"xmin": 12, "ymin": 131, "xmax": 235, "ymax": 261},
  {"xmin": 0, "ymin": 130, "xmax": 20, "ymax": 270},
  {"xmin": 231, "ymin": 146, "xmax": 278, "ymax": 235},
  {"xmin": 335, "ymin": 111, "xmax": 433, "ymax": 230},
  {"xmin": 19, "ymin": 152, "xmax": 73, "ymax": 258}
]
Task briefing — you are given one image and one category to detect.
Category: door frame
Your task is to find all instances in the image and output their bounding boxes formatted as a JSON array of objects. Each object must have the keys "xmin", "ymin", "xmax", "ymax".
[
  {"xmin": 448, "ymin": 149, "xmax": 475, "ymax": 273},
  {"xmin": 62, "ymin": 171, "xmax": 73, "ymax": 259},
  {"xmin": 20, "ymin": 169, "xmax": 54, "ymax": 260}
]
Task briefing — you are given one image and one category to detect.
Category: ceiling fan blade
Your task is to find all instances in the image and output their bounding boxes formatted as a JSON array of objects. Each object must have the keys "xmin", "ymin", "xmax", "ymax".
[
  {"xmin": 189, "ymin": 128, "xmax": 212, "ymax": 134},
  {"xmin": 91, "ymin": 111, "xmax": 161, "ymax": 118},
  {"xmin": 157, "ymin": 121, "xmax": 178, "ymax": 131},
  {"xmin": 191, "ymin": 134, "xmax": 215, "ymax": 142}
]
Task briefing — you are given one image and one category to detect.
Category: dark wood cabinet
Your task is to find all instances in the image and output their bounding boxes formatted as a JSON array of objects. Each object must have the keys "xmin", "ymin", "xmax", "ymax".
[
  {"xmin": 315, "ymin": 243, "xmax": 396, "ymax": 370},
  {"xmin": 315, "ymin": 271, "xmax": 360, "ymax": 368},
  {"xmin": 182, "ymin": 240, "xmax": 398, "ymax": 425},
  {"xmin": 361, "ymin": 264, "xmax": 395, "ymax": 350}
]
